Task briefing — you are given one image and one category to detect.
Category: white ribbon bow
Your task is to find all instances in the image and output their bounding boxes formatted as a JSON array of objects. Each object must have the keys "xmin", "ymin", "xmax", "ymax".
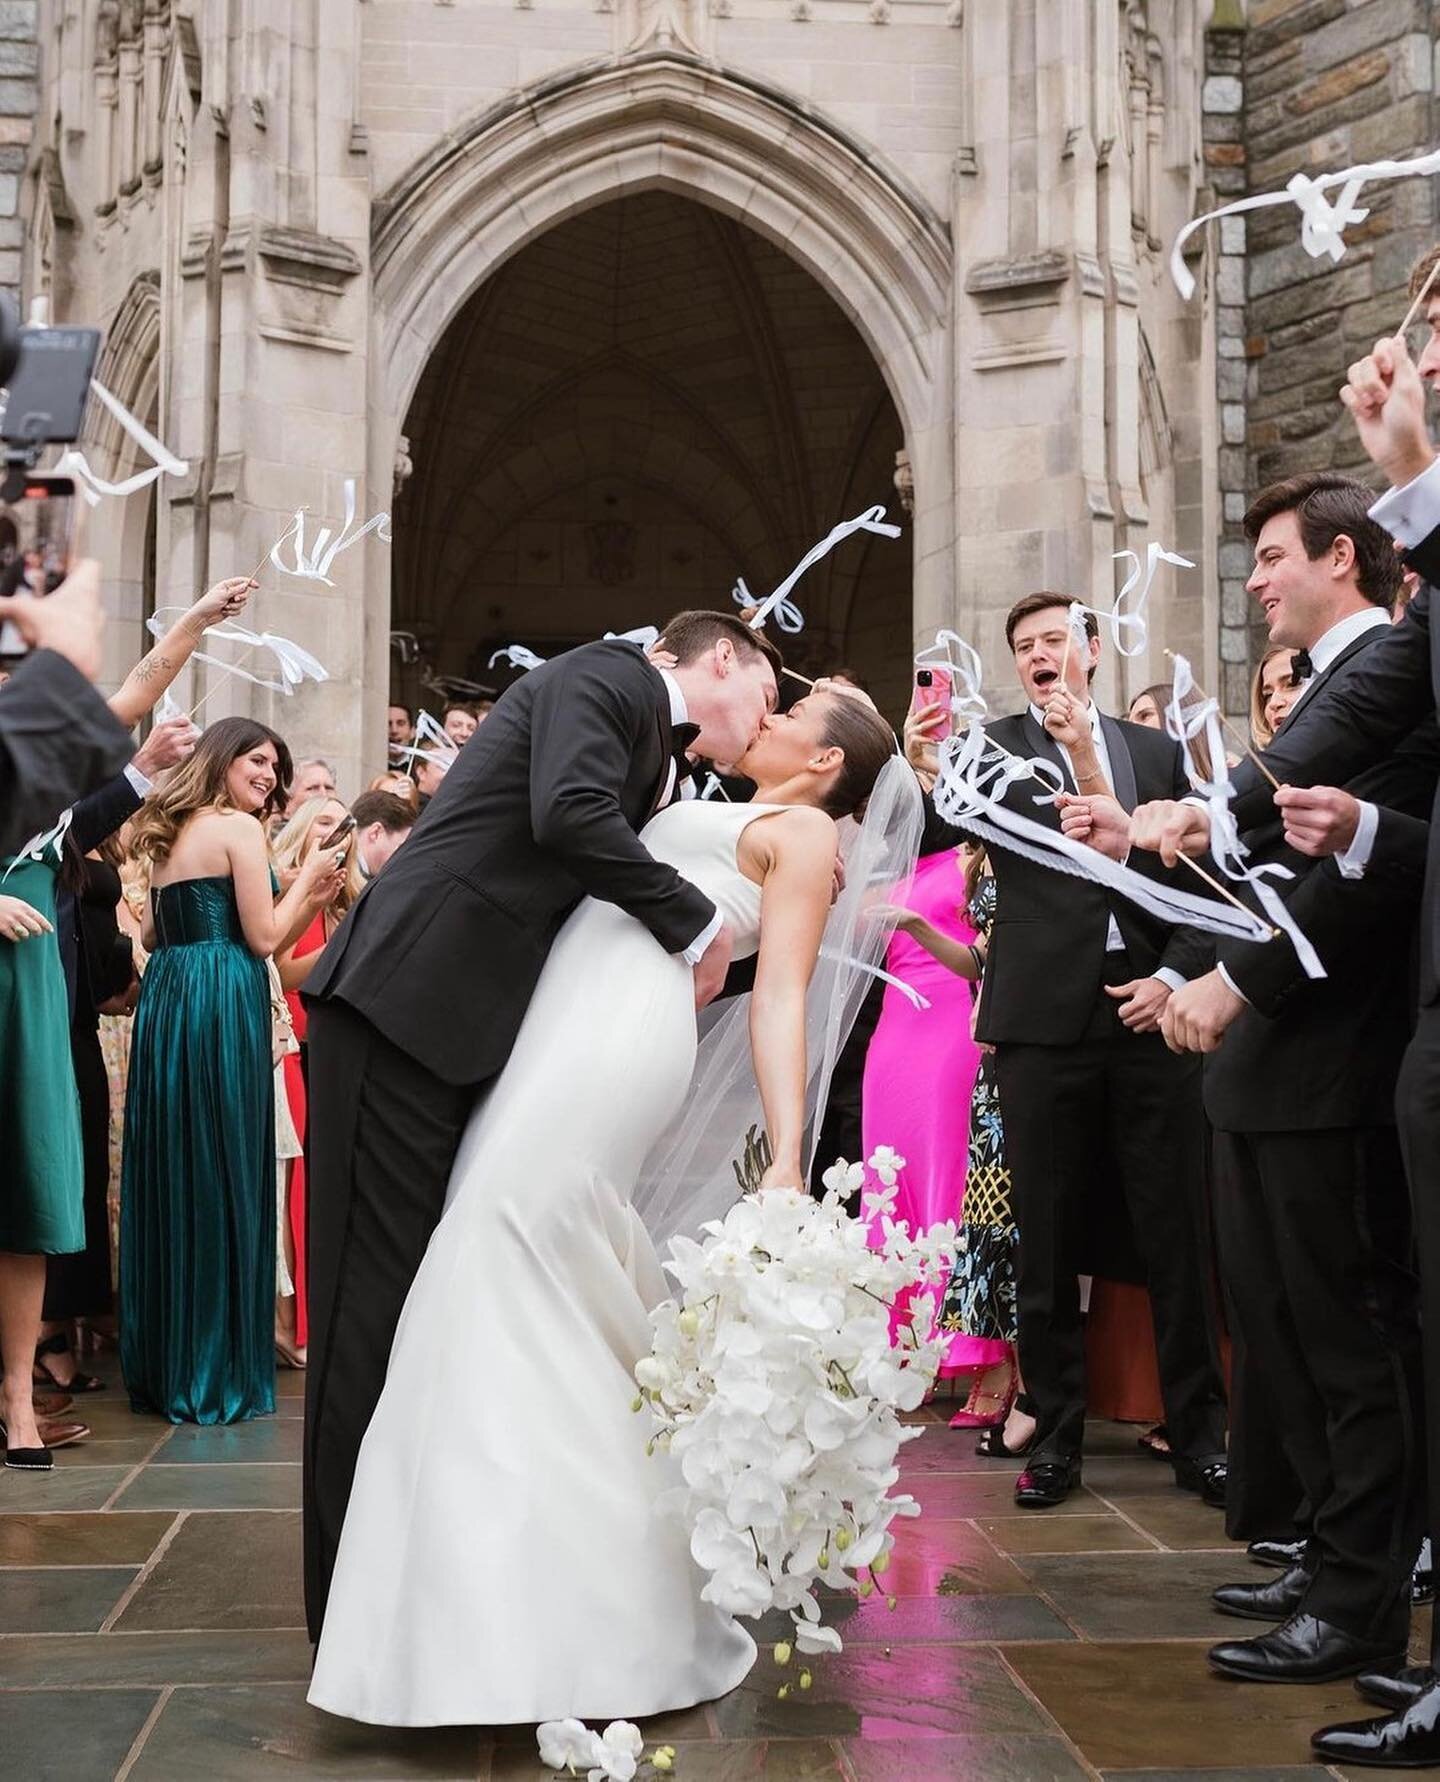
[
  {"xmin": 59, "ymin": 379, "xmax": 190, "ymax": 508},
  {"xmin": 4, "ymin": 806, "xmax": 74, "ymax": 880},
  {"xmin": 1170, "ymin": 146, "xmax": 1440, "ymax": 300},
  {"xmin": 1165, "ymin": 652, "xmax": 1323, "ymax": 980},
  {"xmin": 740, "ymin": 505, "xmax": 904, "ymax": 635},
  {"xmin": 605, "ymin": 625, "xmax": 661, "ymax": 650},
  {"xmin": 488, "ymin": 644, "xmax": 547, "ymax": 672},
  {"xmin": 147, "ymin": 607, "xmax": 330, "ymax": 697},
  {"xmin": 270, "ymin": 479, "xmax": 391, "ymax": 585}
]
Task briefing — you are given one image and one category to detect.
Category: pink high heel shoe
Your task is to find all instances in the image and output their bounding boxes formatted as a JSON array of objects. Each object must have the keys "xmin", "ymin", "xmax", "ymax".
[{"xmin": 948, "ymin": 1364, "xmax": 1016, "ymax": 1430}]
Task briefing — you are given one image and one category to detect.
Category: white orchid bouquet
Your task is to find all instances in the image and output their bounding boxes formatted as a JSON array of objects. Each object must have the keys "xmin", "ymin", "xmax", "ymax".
[{"xmin": 634, "ymin": 1144, "xmax": 956, "ymax": 1666}]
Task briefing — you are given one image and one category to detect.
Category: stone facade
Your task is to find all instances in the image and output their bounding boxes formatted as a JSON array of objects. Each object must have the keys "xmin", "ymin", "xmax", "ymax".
[{"xmin": 27, "ymin": 2, "xmax": 1237, "ymax": 780}]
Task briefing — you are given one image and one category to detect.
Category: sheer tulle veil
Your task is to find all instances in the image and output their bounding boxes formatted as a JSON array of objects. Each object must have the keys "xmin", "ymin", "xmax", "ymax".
[{"xmin": 632, "ymin": 755, "xmax": 924, "ymax": 1250}]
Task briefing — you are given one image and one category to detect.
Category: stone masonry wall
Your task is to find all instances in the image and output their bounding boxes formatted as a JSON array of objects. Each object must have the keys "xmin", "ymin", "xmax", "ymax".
[
  {"xmin": 0, "ymin": 0, "xmax": 36, "ymax": 303},
  {"xmin": 1238, "ymin": 0, "xmax": 1439, "ymax": 686}
]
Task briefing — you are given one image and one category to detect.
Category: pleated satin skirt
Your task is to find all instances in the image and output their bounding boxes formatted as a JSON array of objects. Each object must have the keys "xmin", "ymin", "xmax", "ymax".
[{"xmin": 119, "ymin": 877, "xmax": 275, "ymax": 1425}]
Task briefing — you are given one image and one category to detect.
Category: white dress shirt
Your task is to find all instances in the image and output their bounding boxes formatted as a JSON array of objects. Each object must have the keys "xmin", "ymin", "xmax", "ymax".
[
  {"xmin": 1369, "ymin": 455, "xmax": 1440, "ymax": 548},
  {"xmin": 1028, "ymin": 699, "xmax": 1186, "ymax": 991},
  {"xmin": 655, "ymin": 667, "xmax": 723, "ymax": 964}
]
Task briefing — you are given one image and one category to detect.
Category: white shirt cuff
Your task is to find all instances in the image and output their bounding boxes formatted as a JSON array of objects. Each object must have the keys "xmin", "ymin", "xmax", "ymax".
[
  {"xmin": 1216, "ymin": 962, "xmax": 1251, "ymax": 1007},
  {"xmin": 123, "ymin": 762, "xmax": 153, "ymax": 798},
  {"xmin": 1335, "ymin": 799, "xmax": 1379, "ymax": 879},
  {"xmin": 1152, "ymin": 968, "xmax": 1187, "ymax": 993},
  {"xmin": 1369, "ymin": 457, "xmax": 1440, "ymax": 548},
  {"xmin": 681, "ymin": 907, "xmax": 723, "ymax": 965}
]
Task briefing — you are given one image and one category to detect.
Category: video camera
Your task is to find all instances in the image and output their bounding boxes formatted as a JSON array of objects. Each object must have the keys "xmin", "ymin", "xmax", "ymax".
[{"xmin": 0, "ymin": 294, "xmax": 103, "ymax": 653}]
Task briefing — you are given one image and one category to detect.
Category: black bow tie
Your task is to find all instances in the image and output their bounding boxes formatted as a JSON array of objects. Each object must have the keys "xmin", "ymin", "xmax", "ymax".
[
  {"xmin": 1289, "ymin": 648, "xmax": 1314, "ymax": 683},
  {"xmin": 671, "ymin": 721, "xmax": 700, "ymax": 772}
]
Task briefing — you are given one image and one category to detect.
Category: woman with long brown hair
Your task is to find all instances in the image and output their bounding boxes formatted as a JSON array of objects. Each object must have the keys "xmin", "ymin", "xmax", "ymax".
[{"xmin": 120, "ymin": 718, "xmax": 345, "ymax": 1424}]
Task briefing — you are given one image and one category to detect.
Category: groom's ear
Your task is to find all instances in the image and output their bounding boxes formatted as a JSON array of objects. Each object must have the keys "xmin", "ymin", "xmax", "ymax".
[{"xmin": 712, "ymin": 637, "xmax": 736, "ymax": 676}]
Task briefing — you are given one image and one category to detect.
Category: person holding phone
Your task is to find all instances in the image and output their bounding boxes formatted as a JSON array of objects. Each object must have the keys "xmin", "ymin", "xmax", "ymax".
[{"xmin": 120, "ymin": 722, "xmax": 348, "ymax": 1424}]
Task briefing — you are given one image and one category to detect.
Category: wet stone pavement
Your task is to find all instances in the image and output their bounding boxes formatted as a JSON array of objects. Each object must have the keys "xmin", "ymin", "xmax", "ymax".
[{"xmin": 0, "ymin": 1362, "xmax": 1426, "ymax": 1779}]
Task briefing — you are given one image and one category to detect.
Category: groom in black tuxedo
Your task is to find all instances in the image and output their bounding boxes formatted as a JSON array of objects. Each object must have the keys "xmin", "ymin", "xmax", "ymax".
[{"xmin": 301, "ymin": 612, "xmax": 780, "ymax": 1641}]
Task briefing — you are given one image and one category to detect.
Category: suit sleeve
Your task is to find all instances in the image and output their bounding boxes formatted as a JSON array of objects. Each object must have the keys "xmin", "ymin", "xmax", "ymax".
[
  {"xmin": 0, "ymin": 650, "xmax": 136, "ymax": 855},
  {"xmin": 69, "ymin": 772, "xmax": 143, "ymax": 855},
  {"xmin": 1139, "ymin": 737, "xmax": 1222, "ymax": 981},
  {"xmin": 526, "ymin": 653, "xmax": 716, "ymax": 954},
  {"xmin": 1227, "ymin": 588, "xmax": 1436, "ymax": 831}
]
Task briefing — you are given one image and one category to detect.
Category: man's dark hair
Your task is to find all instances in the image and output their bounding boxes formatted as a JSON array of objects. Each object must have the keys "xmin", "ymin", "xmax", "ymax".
[
  {"xmin": 350, "ymin": 789, "xmax": 416, "ymax": 835},
  {"xmin": 387, "ymin": 700, "xmax": 412, "ymax": 719},
  {"xmin": 1243, "ymin": 472, "xmax": 1402, "ymax": 609},
  {"xmin": 656, "ymin": 610, "xmax": 783, "ymax": 677},
  {"xmin": 441, "ymin": 700, "xmax": 476, "ymax": 721},
  {"xmin": 1410, "ymin": 244, "xmax": 1440, "ymax": 301},
  {"xmin": 1004, "ymin": 592, "xmax": 1100, "ymax": 683}
]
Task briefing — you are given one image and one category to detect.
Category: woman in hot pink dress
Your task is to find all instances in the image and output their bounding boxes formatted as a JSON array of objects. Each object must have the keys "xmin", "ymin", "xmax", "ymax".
[{"xmin": 862, "ymin": 845, "xmax": 1006, "ymax": 1391}]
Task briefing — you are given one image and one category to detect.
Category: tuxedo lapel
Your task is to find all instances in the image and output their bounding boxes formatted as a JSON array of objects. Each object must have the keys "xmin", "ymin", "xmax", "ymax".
[
  {"xmin": 1019, "ymin": 711, "xmax": 1071, "ymax": 799},
  {"xmin": 1276, "ymin": 626, "xmax": 1385, "ymax": 737},
  {"xmin": 1098, "ymin": 715, "xmax": 1139, "ymax": 812}
]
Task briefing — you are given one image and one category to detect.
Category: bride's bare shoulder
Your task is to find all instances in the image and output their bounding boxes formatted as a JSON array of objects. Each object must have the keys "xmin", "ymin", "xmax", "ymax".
[{"xmin": 748, "ymin": 803, "xmax": 837, "ymax": 862}]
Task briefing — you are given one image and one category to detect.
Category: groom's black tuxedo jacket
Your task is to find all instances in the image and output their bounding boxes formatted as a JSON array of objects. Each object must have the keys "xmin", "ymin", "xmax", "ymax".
[
  {"xmin": 929, "ymin": 709, "xmax": 1211, "ymax": 1047},
  {"xmin": 1201, "ymin": 624, "xmax": 1434, "ymax": 1133},
  {"xmin": 1226, "ymin": 555, "xmax": 1440, "ymax": 1007},
  {"xmin": 305, "ymin": 640, "xmax": 715, "ymax": 1086}
]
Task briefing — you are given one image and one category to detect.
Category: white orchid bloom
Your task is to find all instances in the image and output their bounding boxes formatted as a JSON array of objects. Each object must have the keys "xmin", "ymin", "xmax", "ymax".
[
  {"xmin": 822, "ymin": 1157, "xmax": 866, "ymax": 1198},
  {"xmin": 587, "ymin": 1722, "xmax": 645, "ymax": 1782},
  {"xmin": 538, "ymin": 1719, "xmax": 605, "ymax": 1774}
]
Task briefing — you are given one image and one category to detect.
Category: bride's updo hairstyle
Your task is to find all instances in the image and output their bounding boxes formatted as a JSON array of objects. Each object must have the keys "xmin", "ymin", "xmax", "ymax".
[{"xmin": 814, "ymin": 693, "xmax": 897, "ymax": 820}]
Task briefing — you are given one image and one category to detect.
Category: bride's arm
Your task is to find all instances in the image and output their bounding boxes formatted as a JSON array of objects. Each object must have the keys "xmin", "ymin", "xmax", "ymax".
[{"xmin": 746, "ymin": 807, "xmax": 838, "ymax": 1189}]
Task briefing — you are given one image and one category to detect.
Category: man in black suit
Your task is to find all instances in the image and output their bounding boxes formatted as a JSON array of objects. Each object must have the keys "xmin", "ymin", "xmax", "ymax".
[
  {"xmin": 301, "ymin": 611, "xmax": 780, "ymax": 1642},
  {"xmin": 949, "ymin": 593, "xmax": 1226, "ymax": 1511},
  {"xmin": 1150, "ymin": 475, "xmax": 1425, "ymax": 1687}
]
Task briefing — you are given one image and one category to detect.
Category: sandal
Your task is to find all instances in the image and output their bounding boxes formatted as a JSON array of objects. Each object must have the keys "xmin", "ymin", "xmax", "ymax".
[
  {"xmin": 274, "ymin": 1336, "xmax": 307, "ymax": 1370},
  {"xmin": 975, "ymin": 1392, "xmax": 1038, "ymax": 1460},
  {"xmin": 32, "ymin": 1331, "xmax": 104, "ymax": 1394},
  {"xmin": 1138, "ymin": 1423, "xmax": 1172, "ymax": 1460}
]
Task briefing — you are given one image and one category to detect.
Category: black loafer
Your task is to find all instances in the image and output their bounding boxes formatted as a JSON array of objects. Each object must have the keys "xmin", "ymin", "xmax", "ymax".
[
  {"xmin": 1173, "ymin": 1454, "xmax": 1227, "ymax": 1508},
  {"xmin": 0, "ymin": 1416, "xmax": 53, "ymax": 1471},
  {"xmin": 1248, "ymin": 1537, "xmax": 1307, "ymax": 1570},
  {"xmin": 1212, "ymin": 1562, "xmax": 1309, "ymax": 1622},
  {"xmin": 1313, "ymin": 1680, "xmax": 1440, "ymax": 1768},
  {"xmin": 1014, "ymin": 1457, "xmax": 1080, "ymax": 1509},
  {"xmin": 1208, "ymin": 1611, "xmax": 1407, "ymax": 1685},
  {"xmin": 1413, "ymin": 1537, "xmax": 1434, "ymax": 1607},
  {"xmin": 1355, "ymin": 1664, "xmax": 1436, "ymax": 1711}
]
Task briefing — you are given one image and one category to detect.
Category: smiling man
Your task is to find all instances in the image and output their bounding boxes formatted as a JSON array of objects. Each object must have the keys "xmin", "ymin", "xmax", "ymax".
[{"xmin": 935, "ymin": 592, "xmax": 1227, "ymax": 1513}]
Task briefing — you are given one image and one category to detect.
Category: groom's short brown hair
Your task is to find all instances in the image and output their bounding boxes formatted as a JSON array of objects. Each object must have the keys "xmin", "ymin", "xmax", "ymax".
[{"xmin": 657, "ymin": 610, "xmax": 783, "ymax": 676}]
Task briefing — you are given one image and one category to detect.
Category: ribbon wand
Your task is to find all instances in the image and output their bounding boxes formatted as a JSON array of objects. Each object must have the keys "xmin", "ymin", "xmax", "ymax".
[{"xmin": 1162, "ymin": 650, "xmax": 1282, "ymax": 793}]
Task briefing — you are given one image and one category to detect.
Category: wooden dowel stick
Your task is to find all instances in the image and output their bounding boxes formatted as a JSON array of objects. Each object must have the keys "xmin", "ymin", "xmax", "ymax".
[
  {"xmin": 1397, "ymin": 255, "xmax": 1440, "ymax": 339},
  {"xmin": 781, "ymin": 667, "xmax": 815, "ymax": 688}
]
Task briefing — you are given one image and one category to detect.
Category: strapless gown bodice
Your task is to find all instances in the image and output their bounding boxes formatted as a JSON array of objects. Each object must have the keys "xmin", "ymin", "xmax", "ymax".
[
  {"xmin": 641, "ymin": 800, "xmax": 784, "ymax": 959},
  {"xmin": 151, "ymin": 875, "xmax": 246, "ymax": 948}
]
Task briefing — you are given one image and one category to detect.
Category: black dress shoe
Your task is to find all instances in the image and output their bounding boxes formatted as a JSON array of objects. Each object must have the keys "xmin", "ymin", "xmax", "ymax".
[
  {"xmin": 1173, "ymin": 1454, "xmax": 1227, "ymax": 1508},
  {"xmin": 1212, "ymin": 1562, "xmax": 1310, "ymax": 1622},
  {"xmin": 1413, "ymin": 1537, "xmax": 1434, "ymax": 1607},
  {"xmin": 1248, "ymin": 1537, "xmax": 1307, "ymax": 1570},
  {"xmin": 1014, "ymin": 1457, "xmax": 1080, "ymax": 1509},
  {"xmin": 1313, "ymin": 1679, "xmax": 1440, "ymax": 1768},
  {"xmin": 1209, "ymin": 1612, "xmax": 1407, "ymax": 1684},
  {"xmin": 1355, "ymin": 1664, "xmax": 1437, "ymax": 1711}
]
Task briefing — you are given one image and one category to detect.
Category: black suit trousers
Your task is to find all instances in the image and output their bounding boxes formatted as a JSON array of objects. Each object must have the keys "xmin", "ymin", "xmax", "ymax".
[
  {"xmin": 302, "ymin": 1000, "xmax": 476, "ymax": 1643},
  {"xmin": 1397, "ymin": 1006, "xmax": 1440, "ymax": 1662},
  {"xmin": 1211, "ymin": 1126, "xmax": 1421, "ymax": 1640},
  {"xmin": 994, "ymin": 983, "xmax": 1225, "ymax": 1465}
]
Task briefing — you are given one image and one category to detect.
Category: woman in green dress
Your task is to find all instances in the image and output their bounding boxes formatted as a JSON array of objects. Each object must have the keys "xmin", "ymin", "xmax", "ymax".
[
  {"xmin": 0, "ymin": 833, "xmax": 85, "ymax": 1466},
  {"xmin": 121, "ymin": 719, "xmax": 346, "ymax": 1424}
]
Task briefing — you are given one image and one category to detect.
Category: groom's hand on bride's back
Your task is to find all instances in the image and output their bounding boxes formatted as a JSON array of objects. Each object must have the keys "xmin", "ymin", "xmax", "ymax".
[{"xmin": 693, "ymin": 923, "xmax": 735, "ymax": 1010}]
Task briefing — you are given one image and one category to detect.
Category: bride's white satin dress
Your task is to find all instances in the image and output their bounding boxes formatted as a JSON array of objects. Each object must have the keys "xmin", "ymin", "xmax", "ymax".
[{"xmin": 308, "ymin": 801, "xmax": 783, "ymax": 1726}]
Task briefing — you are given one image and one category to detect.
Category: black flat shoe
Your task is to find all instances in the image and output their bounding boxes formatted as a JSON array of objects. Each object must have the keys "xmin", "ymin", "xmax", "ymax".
[
  {"xmin": 0, "ymin": 1417, "xmax": 53, "ymax": 1471},
  {"xmin": 1173, "ymin": 1454, "xmax": 1228, "ymax": 1508},
  {"xmin": 1212, "ymin": 1562, "xmax": 1309, "ymax": 1622},
  {"xmin": 1208, "ymin": 1611, "xmax": 1407, "ymax": 1685},
  {"xmin": 1014, "ymin": 1457, "xmax": 1081, "ymax": 1509},
  {"xmin": 1313, "ymin": 1680, "xmax": 1440, "ymax": 1768},
  {"xmin": 1247, "ymin": 1537, "xmax": 1307, "ymax": 1570},
  {"xmin": 1356, "ymin": 1664, "xmax": 1437, "ymax": 1711}
]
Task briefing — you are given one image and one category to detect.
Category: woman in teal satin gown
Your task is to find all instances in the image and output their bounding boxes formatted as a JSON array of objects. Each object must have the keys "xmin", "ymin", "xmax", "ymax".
[{"xmin": 121, "ymin": 719, "xmax": 347, "ymax": 1424}]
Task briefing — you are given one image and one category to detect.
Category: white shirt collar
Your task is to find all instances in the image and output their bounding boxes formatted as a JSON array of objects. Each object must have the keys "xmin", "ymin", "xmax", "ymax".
[
  {"xmin": 655, "ymin": 667, "xmax": 689, "ymax": 728},
  {"xmin": 1306, "ymin": 606, "xmax": 1391, "ymax": 677}
]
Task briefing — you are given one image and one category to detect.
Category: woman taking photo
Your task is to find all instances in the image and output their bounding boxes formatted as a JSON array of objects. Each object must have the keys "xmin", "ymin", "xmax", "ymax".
[{"xmin": 121, "ymin": 719, "xmax": 346, "ymax": 1425}]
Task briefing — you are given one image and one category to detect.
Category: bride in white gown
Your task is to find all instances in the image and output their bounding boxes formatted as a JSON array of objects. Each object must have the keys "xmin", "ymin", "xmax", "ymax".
[{"xmin": 308, "ymin": 686, "xmax": 907, "ymax": 1728}]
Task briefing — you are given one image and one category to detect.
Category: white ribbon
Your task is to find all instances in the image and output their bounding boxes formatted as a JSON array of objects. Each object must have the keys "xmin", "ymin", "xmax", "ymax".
[
  {"xmin": 270, "ymin": 478, "xmax": 391, "ymax": 585},
  {"xmin": 147, "ymin": 607, "xmax": 330, "ymax": 697},
  {"xmin": 59, "ymin": 378, "xmax": 190, "ymax": 508},
  {"xmin": 740, "ymin": 505, "xmax": 903, "ymax": 635},
  {"xmin": 914, "ymin": 629, "xmax": 989, "ymax": 728},
  {"xmin": 390, "ymin": 708, "xmax": 458, "ymax": 775},
  {"xmin": 606, "ymin": 625, "xmax": 661, "ymax": 651},
  {"xmin": 4, "ymin": 806, "xmax": 74, "ymax": 879},
  {"xmin": 1072, "ymin": 543, "xmax": 1195, "ymax": 660},
  {"xmin": 488, "ymin": 644, "xmax": 547, "ymax": 672},
  {"xmin": 1170, "ymin": 146, "xmax": 1440, "ymax": 300},
  {"xmin": 1165, "ymin": 653, "xmax": 1324, "ymax": 980},
  {"xmin": 819, "ymin": 947, "xmax": 931, "ymax": 1011}
]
